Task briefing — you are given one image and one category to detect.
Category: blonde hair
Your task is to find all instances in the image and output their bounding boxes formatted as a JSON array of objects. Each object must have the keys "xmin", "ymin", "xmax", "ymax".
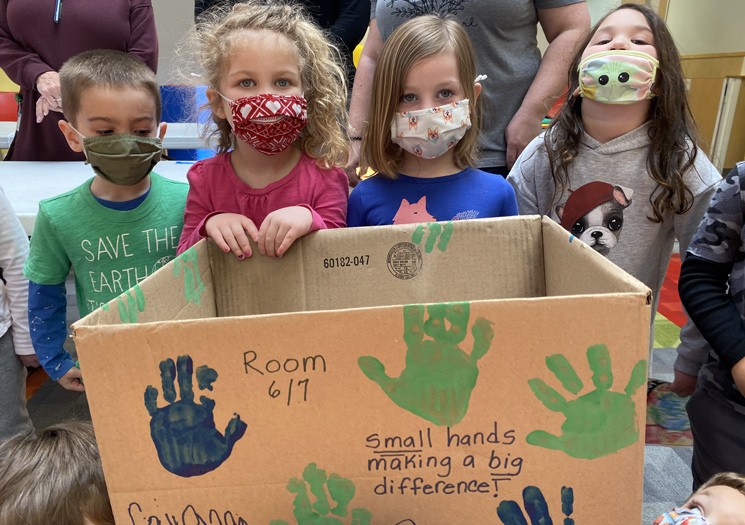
[
  {"xmin": 60, "ymin": 49, "xmax": 161, "ymax": 127},
  {"xmin": 183, "ymin": 0, "xmax": 349, "ymax": 168},
  {"xmin": 360, "ymin": 15, "xmax": 481, "ymax": 179},
  {"xmin": 0, "ymin": 422, "xmax": 114, "ymax": 525}
]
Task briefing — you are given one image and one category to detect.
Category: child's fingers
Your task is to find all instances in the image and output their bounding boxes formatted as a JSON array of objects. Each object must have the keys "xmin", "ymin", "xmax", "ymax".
[
  {"xmin": 220, "ymin": 225, "xmax": 246, "ymax": 258},
  {"xmin": 260, "ymin": 219, "xmax": 281, "ymax": 258},
  {"xmin": 239, "ymin": 216, "xmax": 260, "ymax": 244},
  {"xmin": 275, "ymin": 223, "xmax": 298, "ymax": 257}
]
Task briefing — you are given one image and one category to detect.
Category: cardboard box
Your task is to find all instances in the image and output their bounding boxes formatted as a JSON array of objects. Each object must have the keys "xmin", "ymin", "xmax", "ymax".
[{"xmin": 73, "ymin": 216, "xmax": 652, "ymax": 524}]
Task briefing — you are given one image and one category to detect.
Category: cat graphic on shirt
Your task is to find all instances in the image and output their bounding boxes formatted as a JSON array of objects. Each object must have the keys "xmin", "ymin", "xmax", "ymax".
[{"xmin": 392, "ymin": 196, "xmax": 436, "ymax": 225}]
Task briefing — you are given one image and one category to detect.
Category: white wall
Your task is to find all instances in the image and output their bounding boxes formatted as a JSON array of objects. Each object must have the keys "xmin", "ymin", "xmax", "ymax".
[
  {"xmin": 665, "ymin": 0, "xmax": 745, "ymax": 55},
  {"xmin": 152, "ymin": 0, "xmax": 195, "ymax": 85}
]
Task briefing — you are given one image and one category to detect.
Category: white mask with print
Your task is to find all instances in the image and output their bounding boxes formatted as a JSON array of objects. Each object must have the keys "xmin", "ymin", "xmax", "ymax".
[{"xmin": 391, "ymin": 99, "xmax": 471, "ymax": 159}]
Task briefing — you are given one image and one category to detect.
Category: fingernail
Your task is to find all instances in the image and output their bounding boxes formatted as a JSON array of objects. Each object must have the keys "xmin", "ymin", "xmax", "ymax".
[
  {"xmin": 36, "ymin": 117, "xmax": 41, "ymax": 123},
  {"xmin": 224, "ymin": 247, "xmax": 229, "ymax": 252},
  {"xmin": 237, "ymin": 254, "xmax": 244, "ymax": 260},
  {"xmin": 244, "ymin": 251, "xmax": 251, "ymax": 257}
]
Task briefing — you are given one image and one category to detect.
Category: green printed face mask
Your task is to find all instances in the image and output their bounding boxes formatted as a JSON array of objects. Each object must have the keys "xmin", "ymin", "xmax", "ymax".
[
  {"xmin": 578, "ymin": 50, "xmax": 659, "ymax": 104},
  {"xmin": 74, "ymin": 129, "xmax": 162, "ymax": 186}
]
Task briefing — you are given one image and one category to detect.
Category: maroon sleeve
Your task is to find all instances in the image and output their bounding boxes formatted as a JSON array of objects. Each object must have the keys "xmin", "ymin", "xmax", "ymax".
[
  {"xmin": 128, "ymin": 0, "xmax": 158, "ymax": 73},
  {"xmin": 0, "ymin": 0, "xmax": 53, "ymax": 89},
  {"xmin": 178, "ymin": 163, "xmax": 213, "ymax": 254},
  {"xmin": 304, "ymin": 166, "xmax": 349, "ymax": 232}
]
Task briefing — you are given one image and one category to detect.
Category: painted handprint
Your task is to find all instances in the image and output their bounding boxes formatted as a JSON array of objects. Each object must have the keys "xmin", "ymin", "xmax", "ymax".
[
  {"xmin": 173, "ymin": 246, "xmax": 205, "ymax": 305},
  {"xmin": 358, "ymin": 302, "xmax": 493, "ymax": 426},
  {"xmin": 497, "ymin": 486, "xmax": 574, "ymax": 525},
  {"xmin": 118, "ymin": 284, "xmax": 145, "ymax": 323},
  {"xmin": 269, "ymin": 463, "xmax": 373, "ymax": 525},
  {"xmin": 527, "ymin": 344, "xmax": 647, "ymax": 459},
  {"xmin": 412, "ymin": 222, "xmax": 452, "ymax": 253},
  {"xmin": 144, "ymin": 355, "xmax": 247, "ymax": 477}
]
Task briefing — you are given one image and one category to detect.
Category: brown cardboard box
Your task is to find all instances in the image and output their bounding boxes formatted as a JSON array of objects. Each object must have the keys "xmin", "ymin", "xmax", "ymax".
[{"xmin": 73, "ymin": 216, "xmax": 652, "ymax": 524}]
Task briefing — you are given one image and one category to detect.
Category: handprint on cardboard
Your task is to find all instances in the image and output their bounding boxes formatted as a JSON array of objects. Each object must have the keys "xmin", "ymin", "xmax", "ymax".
[
  {"xmin": 144, "ymin": 355, "xmax": 247, "ymax": 477},
  {"xmin": 358, "ymin": 302, "xmax": 493, "ymax": 426},
  {"xmin": 497, "ymin": 485, "xmax": 575, "ymax": 525},
  {"xmin": 412, "ymin": 221, "xmax": 453, "ymax": 253},
  {"xmin": 270, "ymin": 463, "xmax": 373, "ymax": 525},
  {"xmin": 527, "ymin": 344, "xmax": 647, "ymax": 459}
]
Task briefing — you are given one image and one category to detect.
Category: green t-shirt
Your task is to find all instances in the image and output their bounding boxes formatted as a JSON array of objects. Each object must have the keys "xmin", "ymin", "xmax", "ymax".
[{"xmin": 24, "ymin": 174, "xmax": 189, "ymax": 316}]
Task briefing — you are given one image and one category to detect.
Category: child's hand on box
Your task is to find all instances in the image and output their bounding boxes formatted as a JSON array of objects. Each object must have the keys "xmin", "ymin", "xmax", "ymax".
[
  {"xmin": 59, "ymin": 365, "xmax": 85, "ymax": 392},
  {"xmin": 258, "ymin": 206, "xmax": 312, "ymax": 258},
  {"xmin": 205, "ymin": 213, "xmax": 259, "ymax": 259}
]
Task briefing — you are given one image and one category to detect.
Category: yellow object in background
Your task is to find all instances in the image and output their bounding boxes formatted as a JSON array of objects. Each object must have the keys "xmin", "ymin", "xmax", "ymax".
[{"xmin": 0, "ymin": 69, "xmax": 19, "ymax": 92}]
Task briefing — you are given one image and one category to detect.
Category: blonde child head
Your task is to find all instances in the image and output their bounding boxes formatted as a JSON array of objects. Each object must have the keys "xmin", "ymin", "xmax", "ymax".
[
  {"xmin": 185, "ymin": 0, "xmax": 349, "ymax": 167},
  {"xmin": 546, "ymin": 3, "xmax": 698, "ymax": 222},
  {"xmin": 0, "ymin": 422, "xmax": 114, "ymax": 525},
  {"xmin": 361, "ymin": 14, "xmax": 482, "ymax": 179}
]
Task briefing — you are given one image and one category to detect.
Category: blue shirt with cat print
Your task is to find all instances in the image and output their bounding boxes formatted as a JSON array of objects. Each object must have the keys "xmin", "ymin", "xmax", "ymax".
[{"xmin": 347, "ymin": 168, "xmax": 518, "ymax": 227}]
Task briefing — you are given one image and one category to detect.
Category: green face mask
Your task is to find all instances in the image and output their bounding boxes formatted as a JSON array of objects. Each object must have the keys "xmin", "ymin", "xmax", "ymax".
[{"xmin": 79, "ymin": 133, "xmax": 162, "ymax": 186}]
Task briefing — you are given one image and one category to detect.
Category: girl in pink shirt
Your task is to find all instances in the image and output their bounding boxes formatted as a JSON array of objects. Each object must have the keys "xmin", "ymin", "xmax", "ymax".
[{"xmin": 177, "ymin": 2, "xmax": 349, "ymax": 258}]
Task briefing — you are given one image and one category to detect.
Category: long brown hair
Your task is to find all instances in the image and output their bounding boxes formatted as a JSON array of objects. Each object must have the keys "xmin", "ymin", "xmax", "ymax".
[
  {"xmin": 361, "ymin": 15, "xmax": 482, "ymax": 179},
  {"xmin": 545, "ymin": 3, "xmax": 698, "ymax": 222}
]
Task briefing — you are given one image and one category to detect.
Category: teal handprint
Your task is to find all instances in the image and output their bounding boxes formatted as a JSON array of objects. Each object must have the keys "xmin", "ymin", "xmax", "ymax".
[
  {"xmin": 118, "ymin": 284, "xmax": 145, "ymax": 323},
  {"xmin": 173, "ymin": 246, "xmax": 205, "ymax": 305},
  {"xmin": 497, "ymin": 485, "xmax": 574, "ymax": 525},
  {"xmin": 358, "ymin": 302, "xmax": 494, "ymax": 426},
  {"xmin": 412, "ymin": 222, "xmax": 452, "ymax": 253},
  {"xmin": 527, "ymin": 344, "xmax": 647, "ymax": 459},
  {"xmin": 270, "ymin": 463, "xmax": 372, "ymax": 525},
  {"xmin": 144, "ymin": 355, "xmax": 246, "ymax": 477}
]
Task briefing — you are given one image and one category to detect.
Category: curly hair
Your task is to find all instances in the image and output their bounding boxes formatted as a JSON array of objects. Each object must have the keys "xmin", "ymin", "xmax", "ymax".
[
  {"xmin": 360, "ymin": 14, "xmax": 482, "ymax": 179},
  {"xmin": 180, "ymin": 0, "xmax": 349, "ymax": 168},
  {"xmin": 545, "ymin": 3, "xmax": 699, "ymax": 222}
]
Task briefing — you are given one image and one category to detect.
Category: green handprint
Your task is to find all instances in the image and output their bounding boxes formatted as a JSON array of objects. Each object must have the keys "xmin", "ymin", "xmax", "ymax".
[
  {"xmin": 412, "ymin": 222, "xmax": 452, "ymax": 253},
  {"xmin": 118, "ymin": 284, "xmax": 145, "ymax": 323},
  {"xmin": 270, "ymin": 463, "xmax": 372, "ymax": 525},
  {"xmin": 173, "ymin": 246, "xmax": 205, "ymax": 305},
  {"xmin": 358, "ymin": 302, "xmax": 494, "ymax": 426},
  {"xmin": 527, "ymin": 344, "xmax": 647, "ymax": 459}
]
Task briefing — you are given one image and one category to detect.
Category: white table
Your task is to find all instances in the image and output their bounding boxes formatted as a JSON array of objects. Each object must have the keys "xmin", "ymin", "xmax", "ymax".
[
  {"xmin": 0, "ymin": 161, "xmax": 192, "ymax": 235},
  {"xmin": 0, "ymin": 122, "xmax": 209, "ymax": 150}
]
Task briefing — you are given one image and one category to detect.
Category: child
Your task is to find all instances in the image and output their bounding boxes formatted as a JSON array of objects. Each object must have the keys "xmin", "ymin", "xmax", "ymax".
[
  {"xmin": 653, "ymin": 471, "xmax": 745, "ymax": 523},
  {"xmin": 0, "ymin": 187, "xmax": 35, "ymax": 445},
  {"xmin": 177, "ymin": 1, "xmax": 349, "ymax": 259},
  {"xmin": 23, "ymin": 49, "xmax": 189, "ymax": 391},
  {"xmin": 507, "ymin": 4, "xmax": 721, "ymax": 394},
  {"xmin": 679, "ymin": 162, "xmax": 745, "ymax": 489},
  {"xmin": 347, "ymin": 15, "xmax": 518, "ymax": 227},
  {"xmin": 0, "ymin": 421, "xmax": 114, "ymax": 525}
]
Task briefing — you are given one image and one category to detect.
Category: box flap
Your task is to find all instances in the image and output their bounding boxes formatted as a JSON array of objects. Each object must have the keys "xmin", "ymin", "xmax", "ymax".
[
  {"xmin": 72, "ymin": 241, "xmax": 216, "ymax": 329},
  {"xmin": 542, "ymin": 217, "xmax": 652, "ymax": 301},
  {"xmin": 210, "ymin": 216, "xmax": 546, "ymax": 317}
]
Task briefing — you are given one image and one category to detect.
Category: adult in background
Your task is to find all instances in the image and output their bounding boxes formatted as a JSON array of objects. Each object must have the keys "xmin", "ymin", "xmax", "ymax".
[
  {"xmin": 346, "ymin": 0, "xmax": 590, "ymax": 183},
  {"xmin": 194, "ymin": 0, "xmax": 370, "ymax": 86},
  {"xmin": 0, "ymin": 0, "xmax": 158, "ymax": 161}
]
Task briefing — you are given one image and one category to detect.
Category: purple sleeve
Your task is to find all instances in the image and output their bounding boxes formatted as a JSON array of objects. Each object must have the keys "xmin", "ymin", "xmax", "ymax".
[
  {"xmin": 128, "ymin": 0, "xmax": 158, "ymax": 73},
  {"xmin": 0, "ymin": 0, "xmax": 53, "ymax": 89}
]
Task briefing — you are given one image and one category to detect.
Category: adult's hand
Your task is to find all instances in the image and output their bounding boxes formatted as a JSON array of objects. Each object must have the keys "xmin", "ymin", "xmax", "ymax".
[
  {"xmin": 35, "ymin": 71, "xmax": 63, "ymax": 123},
  {"xmin": 345, "ymin": 140, "xmax": 363, "ymax": 187},
  {"xmin": 18, "ymin": 354, "xmax": 40, "ymax": 368},
  {"xmin": 505, "ymin": 106, "xmax": 544, "ymax": 168},
  {"xmin": 668, "ymin": 368, "xmax": 697, "ymax": 398}
]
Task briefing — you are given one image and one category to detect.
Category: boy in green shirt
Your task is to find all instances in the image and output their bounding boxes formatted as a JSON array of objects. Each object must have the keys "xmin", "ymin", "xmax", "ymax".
[{"xmin": 24, "ymin": 49, "xmax": 188, "ymax": 391}]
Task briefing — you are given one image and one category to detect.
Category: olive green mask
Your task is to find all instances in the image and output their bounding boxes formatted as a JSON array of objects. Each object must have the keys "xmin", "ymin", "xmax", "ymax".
[{"xmin": 80, "ymin": 134, "xmax": 162, "ymax": 186}]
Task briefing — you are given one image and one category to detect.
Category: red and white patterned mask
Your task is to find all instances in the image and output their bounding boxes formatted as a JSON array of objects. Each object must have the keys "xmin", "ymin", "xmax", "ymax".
[{"xmin": 218, "ymin": 92, "xmax": 308, "ymax": 155}]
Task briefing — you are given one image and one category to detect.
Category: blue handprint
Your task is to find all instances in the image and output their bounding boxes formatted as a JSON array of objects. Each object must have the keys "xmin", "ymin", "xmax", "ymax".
[
  {"xmin": 497, "ymin": 486, "xmax": 574, "ymax": 525},
  {"xmin": 144, "ymin": 355, "xmax": 247, "ymax": 477}
]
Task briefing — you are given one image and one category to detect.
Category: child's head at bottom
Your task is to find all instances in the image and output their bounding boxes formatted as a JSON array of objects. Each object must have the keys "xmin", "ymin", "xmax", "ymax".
[
  {"xmin": 0, "ymin": 422, "xmax": 114, "ymax": 525},
  {"xmin": 654, "ymin": 472, "xmax": 745, "ymax": 524},
  {"xmin": 57, "ymin": 49, "xmax": 164, "ymax": 186}
]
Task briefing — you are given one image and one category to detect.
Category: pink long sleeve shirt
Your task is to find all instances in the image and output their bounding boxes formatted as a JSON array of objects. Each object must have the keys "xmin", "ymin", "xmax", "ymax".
[{"xmin": 177, "ymin": 151, "xmax": 349, "ymax": 254}]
